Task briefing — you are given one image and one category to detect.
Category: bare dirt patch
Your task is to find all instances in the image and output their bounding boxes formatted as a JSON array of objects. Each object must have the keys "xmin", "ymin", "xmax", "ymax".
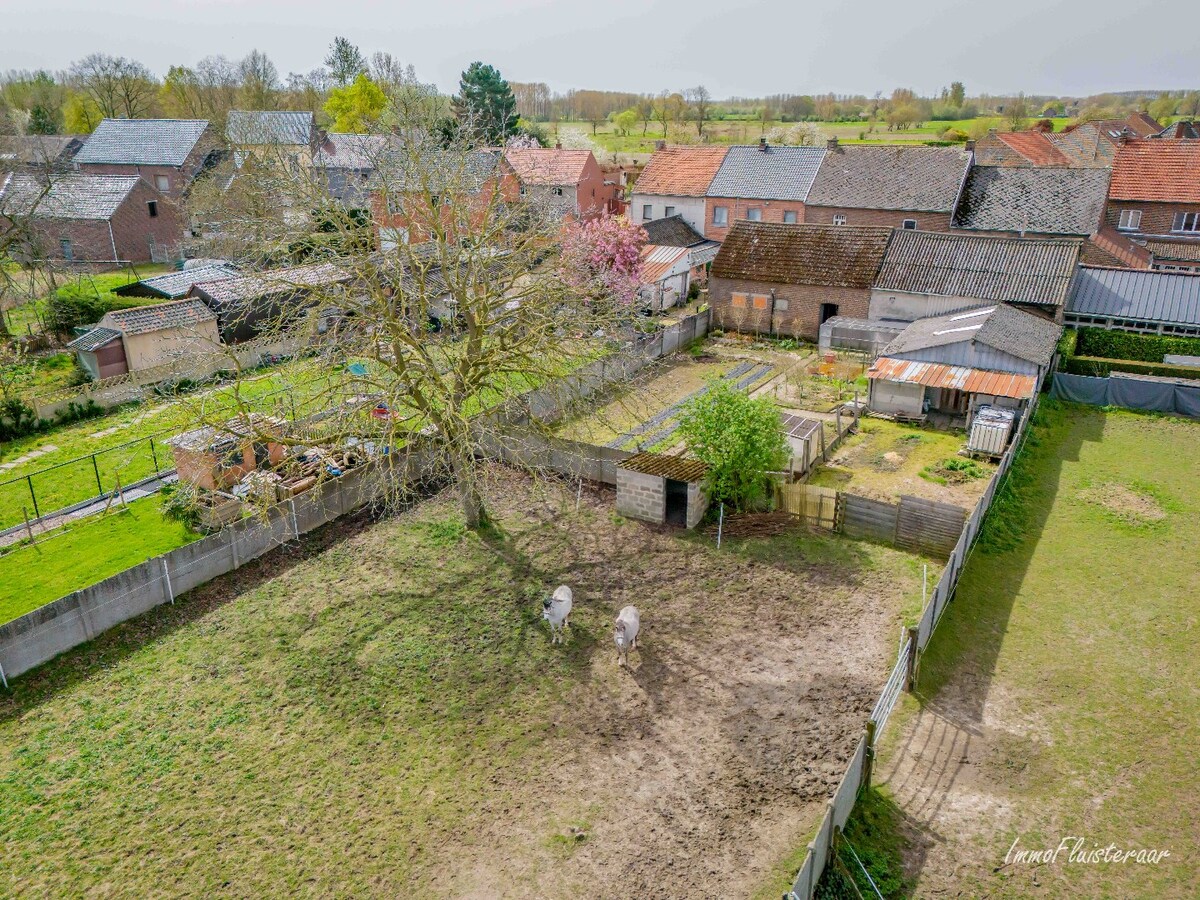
[{"xmin": 1079, "ymin": 482, "xmax": 1166, "ymax": 525}]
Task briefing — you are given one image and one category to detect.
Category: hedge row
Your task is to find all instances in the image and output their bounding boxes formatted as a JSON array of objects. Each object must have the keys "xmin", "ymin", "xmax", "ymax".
[
  {"xmin": 1064, "ymin": 355, "xmax": 1200, "ymax": 380},
  {"xmin": 1075, "ymin": 327, "xmax": 1200, "ymax": 363}
]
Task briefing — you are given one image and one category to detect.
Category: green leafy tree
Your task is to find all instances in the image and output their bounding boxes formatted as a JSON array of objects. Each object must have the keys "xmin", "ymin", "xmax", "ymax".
[
  {"xmin": 949, "ymin": 81, "xmax": 966, "ymax": 108},
  {"xmin": 452, "ymin": 61, "xmax": 517, "ymax": 145},
  {"xmin": 63, "ymin": 91, "xmax": 101, "ymax": 133},
  {"xmin": 324, "ymin": 73, "xmax": 387, "ymax": 132},
  {"xmin": 325, "ymin": 36, "xmax": 367, "ymax": 87},
  {"xmin": 612, "ymin": 108, "xmax": 638, "ymax": 136},
  {"xmin": 677, "ymin": 380, "xmax": 788, "ymax": 512}
]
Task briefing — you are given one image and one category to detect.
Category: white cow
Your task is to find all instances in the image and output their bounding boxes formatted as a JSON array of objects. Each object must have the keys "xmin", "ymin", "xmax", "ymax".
[
  {"xmin": 614, "ymin": 605, "xmax": 640, "ymax": 667},
  {"xmin": 542, "ymin": 585, "xmax": 573, "ymax": 644}
]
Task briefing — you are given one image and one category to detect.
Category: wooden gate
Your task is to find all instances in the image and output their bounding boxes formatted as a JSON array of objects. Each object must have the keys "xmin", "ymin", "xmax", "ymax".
[{"xmin": 776, "ymin": 483, "xmax": 840, "ymax": 530}]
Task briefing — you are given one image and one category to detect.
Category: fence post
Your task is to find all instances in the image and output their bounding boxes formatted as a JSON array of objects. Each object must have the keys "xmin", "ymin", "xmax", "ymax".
[
  {"xmin": 0, "ymin": 659, "xmax": 7, "ymax": 690},
  {"xmin": 863, "ymin": 721, "xmax": 877, "ymax": 791},
  {"xmin": 161, "ymin": 558, "xmax": 175, "ymax": 605},
  {"xmin": 289, "ymin": 498, "xmax": 300, "ymax": 539},
  {"xmin": 150, "ymin": 437, "xmax": 160, "ymax": 473},
  {"xmin": 92, "ymin": 453, "xmax": 103, "ymax": 495},
  {"xmin": 904, "ymin": 626, "xmax": 919, "ymax": 692},
  {"xmin": 27, "ymin": 475, "xmax": 40, "ymax": 520}
]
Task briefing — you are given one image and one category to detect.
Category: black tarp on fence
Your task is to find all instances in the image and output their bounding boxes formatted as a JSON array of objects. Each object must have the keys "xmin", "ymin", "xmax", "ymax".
[{"xmin": 1051, "ymin": 372, "xmax": 1200, "ymax": 418}]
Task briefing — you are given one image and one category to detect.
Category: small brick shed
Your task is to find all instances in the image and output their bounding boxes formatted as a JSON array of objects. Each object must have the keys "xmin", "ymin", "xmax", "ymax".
[{"xmin": 616, "ymin": 452, "xmax": 709, "ymax": 529}]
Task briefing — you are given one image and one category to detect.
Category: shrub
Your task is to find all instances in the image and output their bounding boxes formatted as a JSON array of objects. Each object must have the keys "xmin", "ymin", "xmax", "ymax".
[
  {"xmin": 1057, "ymin": 327, "xmax": 1078, "ymax": 359},
  {"xmin": 1075, "ymin": 326, "xmax": 1200, "ymax": 363},
  {"xmin": 160, "ymin": 482, "xmax": 202, "ymax": 531},
  {"xmin": 1065, "ymin": 355, "xmax": 1200, "ymax": 380},
  {"xmin": 0, "ymin": 398, "xmax": 39, "ymax": 441}
]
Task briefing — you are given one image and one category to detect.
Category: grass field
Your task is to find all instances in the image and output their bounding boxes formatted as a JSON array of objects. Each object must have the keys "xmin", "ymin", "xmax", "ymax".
[
  {"xmin": 0, "ymin": 472, "xmax": 933, "ymax": 897},
  {"xmin": 874, "ymin": 402, "xmax": 1200, "ymax": 897},
  {"xmin": 0, "ymin": 494, "xmax": 198, "ymax": 624},
  {"xmin": 2, "ymin": 264, "xmax": 176, "ymax": 339}
]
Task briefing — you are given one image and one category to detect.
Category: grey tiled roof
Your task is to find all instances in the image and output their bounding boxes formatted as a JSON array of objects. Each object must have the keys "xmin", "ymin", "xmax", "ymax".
[
  {"xmin": 807, "ymin": 146, "xmax": 971, "ymax": 212},
  {"xmin": 0, "ymin": 173, "xmax": 140, "ymax": 220},
  {"xmin": 118, "ymin": 264, "xmax": 240, "ymax": 299},
  {"xmin": 884, "ymin": 304, "xmax": 1061, "ymax": 367},
  {"xmin": 712, "ymin": 222, "xmax": 893, "ymax": 287},
  {"xmin": 875, "ymin": 229, "xmax": 1082, "ymax": 307},
  {"xmin": 1067, "ymin": 266, "xmax": 1200, "ymax": 327},
  {"xmin": 370, "ymin": 149, "xmax": 501, "ymax": 193},
  {"xmin": 0, "ymin": 135, "xmax": 85, "ymax": 169},
  {"xmin": 642, "ymin": 214, "xmax": 706, "ymax": 247},
  {"xmin": 102, "ymin": 299, "xmax": 217, "ymax": 335},
  {"xmin": 706, "ymin": 145, "xmax": 826, "ymax": 201},
  {"xmin": 67, "ymin": 326, "xmax": 122, "ymax": 352},
  {"xmin": 76, "ymin": 119, "xmax": 209, "ymax": 166},
  {"xmin": 227, "ymin": 111, "xmax": 314, "ymax": 145},
  {"xmin": 191, "ymin": 262, "xmax": 350, "ymax": 306},
  {"xmin": 314, "ymin": 133, "xmax": 395, "ymax": 170},
  {"xmin": 953, "ymin": 166, "xmax": 1110, "ymax": 236}
]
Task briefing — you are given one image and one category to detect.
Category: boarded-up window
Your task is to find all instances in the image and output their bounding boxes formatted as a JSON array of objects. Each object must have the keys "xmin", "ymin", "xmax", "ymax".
[
  {"xmin": 752, "ymin": 294, "xmax": 769, "ymax": 310},
  {"xmin": 775, "ymin": 297, "xmax": 789, "ymax": 310},
  {"xmin": 731, "ymin": 292, "xmax": 747, "ymax": 308}
]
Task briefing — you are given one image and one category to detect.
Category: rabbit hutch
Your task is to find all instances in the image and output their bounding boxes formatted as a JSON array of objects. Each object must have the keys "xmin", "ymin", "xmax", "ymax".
[{"xmin": 615, "ymin": 452, "xmax": 709, "ymax": 528}]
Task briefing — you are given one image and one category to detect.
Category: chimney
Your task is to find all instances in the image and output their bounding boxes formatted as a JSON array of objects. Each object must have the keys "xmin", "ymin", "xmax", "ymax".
[
  {"xmin": 654, "ymin": 139, "xmax": 666, "ymax": 151},
  {"xmin": 1118, "ymin": 131, "xmax": 1129, "ymax": 145},
  {"xmin": 555, "ymin": 140, "xmax": 562, "ymax": 150},
  {"xmin": 826, "ymin": 136, "xmax": 839, "ymax": 151},
  {"xmin": 759, "ymin": 137, "xmax": 768, "ymax": 152},
  {"xmin": 964, "ymin": 139, "xmax": 976, "ymax": 152}
]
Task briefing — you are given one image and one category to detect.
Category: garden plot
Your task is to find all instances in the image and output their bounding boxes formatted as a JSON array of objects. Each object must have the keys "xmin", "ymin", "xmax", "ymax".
[
  {"xmin": 808, "ymin": 418, "xmax": 997, "ymax": 508},
  {"xmin": 0, "ymin": 469, "xmax": 932, "ymax": 899}
]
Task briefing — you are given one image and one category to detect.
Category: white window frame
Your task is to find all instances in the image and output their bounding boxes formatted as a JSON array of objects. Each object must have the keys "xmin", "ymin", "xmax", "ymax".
[
  {"xmin": 712, "ymin": 205, "xmax": 728, "ymax": 226},
  {"xmin": 833, "ymin": 214, "xmax": 847, "ymax": 226},
  {"xmin": 664, "ymin": 205, "xmax": 675, "ymax": 217},
  {"xmin": 642, "ymin": 203, "xmax": 653, "ymax": 221},
  {"xmin": 154, "ymin": 174, "xmax": 170, "ymax": 192},
  {"xmin": 1118, "ymin": 209, "xmax": 1142, "ymax": 231},
  {"xmin": 1171, "ymin": 211, "xmax": 1200, "ymax": 233}
]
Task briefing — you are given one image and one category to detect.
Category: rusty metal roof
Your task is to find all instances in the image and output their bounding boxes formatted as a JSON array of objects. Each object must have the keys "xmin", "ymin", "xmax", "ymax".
[
  {"xmin": 619, "ymin": 452, "xmax": 707, "ymax": 482},
  {"xmin": 867, "ymin": 357, "xmax": 1037, "ymax": 400},
  {"xmin": 640, "ymin": 244, "xmax": 691, "ymax": 284}
]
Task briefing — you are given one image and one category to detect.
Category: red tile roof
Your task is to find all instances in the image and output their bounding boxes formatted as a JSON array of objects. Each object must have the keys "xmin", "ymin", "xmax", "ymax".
[
  {"xmin": 995, "ymin": 131, "xmax": 1070, "ymax": 167},
  {"xmin": 504, "ymin": 148, "xmax": 593, "ymax": 185},
  {"xmin": 633, "ymin": 146, "xmax": 729, "ymax": 197},
  {"xmin": 1109, "ymin": 140, "xmax": 1200, "ymax": 203}
]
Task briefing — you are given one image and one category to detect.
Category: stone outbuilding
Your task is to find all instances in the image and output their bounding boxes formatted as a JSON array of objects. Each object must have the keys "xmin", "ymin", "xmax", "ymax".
[{"xmin": 615, "ymin": 452, "xmax": 709, "ymax": 528}]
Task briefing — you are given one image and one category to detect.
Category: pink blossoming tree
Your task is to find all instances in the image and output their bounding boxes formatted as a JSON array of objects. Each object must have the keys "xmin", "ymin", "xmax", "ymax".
[{"xmin": 559, "ymin": 213, "xmax": 648, "ymax": 306}]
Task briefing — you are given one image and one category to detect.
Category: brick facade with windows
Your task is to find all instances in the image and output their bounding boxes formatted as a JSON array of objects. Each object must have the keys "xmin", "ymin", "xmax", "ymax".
[
  {"xmin": 710, "ymin": 277, "xmax": 870, "ymax": 339},
  {"xmin": 1105, "ymin": 199, "xmax": 1200, "ymax": 238},
  {"xmin": 704, "ymin": 197, "xmax": 806, "ymax": 241},
  {"xmin": 803, "ymin": 205, "xmax": 952, "ymax": 231}
]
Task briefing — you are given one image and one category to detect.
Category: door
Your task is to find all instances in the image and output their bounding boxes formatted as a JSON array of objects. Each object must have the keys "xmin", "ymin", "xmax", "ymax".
[
  {"xmin": 664, "ymin": 479, "xmax": 688, "ymax": 527},
  {"xmin": 820, "ymin": 302, "xmax": 838, "ymax": 325}
]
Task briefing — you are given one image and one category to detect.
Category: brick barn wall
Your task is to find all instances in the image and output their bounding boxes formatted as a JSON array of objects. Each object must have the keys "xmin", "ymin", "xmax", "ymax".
[
  {"xmin": 704, "ymin": 197, "xmax": 807, "ymax": 242},
  {"xmin": 22, "ymin": 219, "xmax": 116, "ymax": 262},
  {"xmin": 109, "ymin": 181, "xmax": 183, "ymax": 262},
  {"xmin": 710, "ymin": 277, "xmax": 871, "ymax": 340},
  {"xmin": 803, "ymin": 206, "xmax": 952, "ymax": 231}
]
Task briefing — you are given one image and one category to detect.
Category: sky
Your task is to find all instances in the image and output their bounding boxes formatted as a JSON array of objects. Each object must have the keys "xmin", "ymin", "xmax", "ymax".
[{"xmin": 1, "ymin": 0, "xmax": 1197, "ymax": 99}]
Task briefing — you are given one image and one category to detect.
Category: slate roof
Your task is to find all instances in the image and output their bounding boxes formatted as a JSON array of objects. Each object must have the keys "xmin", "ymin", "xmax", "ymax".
[
  {"xmin": 1158, "ymin": 121, "xmax": 1200, "ymax": 140},
  {"xmin": 504, "ymin": 148, "xmax": 593, "ymax": 185},
  {"xmin": 191, "ymin": 262, "xmax": 350, "ymax": 306},
  {"xmin": 76, "ymin": 119, "xmax": 210, "ymax": 167},
  {"xmin": 712, "ymin": 222, "xmax": 893, "ymax": 287},
  {"xmin": 371, "ymin": 149, "xmax": 501, "ymax": 193},
  {"xmin": 883, "ymin": 303, "xmax": 1061, "ymax": 367},
  {"xmin": 67, "ymin": 326, "xmax": 122, "ymax": 352},
  {"xmin": 1048, "ymin": 122, "xmax": 1116, "ymax": 168},
  {"xmin": 313, "ymin": 133, "xmax": 394, "ymax": 170},
  {"xmin": 706, "ymin": 145, "xmax": 826, "ymax": 201},
  {"xmin": 953, "ymin": 166, "xmax": 1110, "ymax": 235},
  {"xmin": 633, "ymin": 146, "xmax": 729, "ymax": 197},
  {"xmin": 642, "ymin": 214, "xmax": 706, "ymax": 247},
  {"xmin": 1109, "ymin": 140, "xmax": 1200, "ymax": 203},
  {"xmin": 1067, "ymin": 266, "xmax": 1200, "ymax": 327},
  {"xmin": 875, "ymin": 229, "xmax": 1082, "ymax": 307},
  {"xmin": 0, "ymin": 173, "xmax": 140, "ymax": 219},
  {"xmin": 0, "ymin": 135, "xmax": 84, "ymax": 169},
  {"xmin": 115, "ymin": 264, "xmax": 240, "ymax": 299},
  {"xmin": 227, "ymin": 111, "xmax": 314, "ymax": 145},
  {"xmin": 806, "ymin": 145, "xmax": 971, "ymax": 212},
  {"xmin": 101, "ymin": 299, "xmax": 216, "ymax": 336}
]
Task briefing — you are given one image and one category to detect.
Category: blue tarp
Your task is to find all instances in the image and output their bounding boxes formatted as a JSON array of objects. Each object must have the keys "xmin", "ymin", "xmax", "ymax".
[{"xmin": 1051, "ymin": 372, "xmax": 1200, "ymax": 419}]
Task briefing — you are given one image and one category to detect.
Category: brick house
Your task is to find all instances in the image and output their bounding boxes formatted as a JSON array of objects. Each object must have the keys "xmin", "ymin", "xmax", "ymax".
[
  {"xmin": 67, "ymin": 298, "xmax": 220, "ymax": 378},
  {"xmin": 804, "ymin": 140, "xmax": 972, "ymax": 231},
  {"xmin": 313, "ymin": 133, "xmax": 396, "ymax": 209},
  {"xmin": 973, "ymin": 130, "xmax": 1070, "ymax": 167},
  {"xmin": 369, "ymin": 149, "xmax": 518, "ymax": 248},
  {"xmin": 74, "ymin": 118, "xmax": 215, "ymax": 199},
  {"xmin": 629, "ymin": 145, "xmax": 729, "ymax": 237},
  {"xmin": 709, "ymin": 221, "xmax": 893, "ymax": 339},
  {"xmin": 1105, "ymin": 139, "xmax": 1200, "ymax": 242},
  {"xmin": 0, "ymin": 172, "xmax": 181, "ymax": 264},
  {"xmin": 0, "ymin": 134, "xmax": 84, "ymax": 174},
  {"xmin": 703, "ymin": 141, "xmax": 826, "ymax": 241},
  {"xmin": 870, "ymin": 229, "xmax": 1082, "ymax": 323},
  {"xmin": 503, "ymin": 147, "xmax": 614, "ymax": 221}
]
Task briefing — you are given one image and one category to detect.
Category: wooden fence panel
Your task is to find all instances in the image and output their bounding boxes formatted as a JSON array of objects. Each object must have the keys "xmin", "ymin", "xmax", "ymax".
[
  {"xmin": 777, "ymin": 484, "xmax": 839, "ymax": 529},
  {"xmin": 842, "ymin": 494, "xmax": 899, "ymax": 543},
  {"xmin": 894, "ymin": 495, "xmax": 967, "ymax": 557}
]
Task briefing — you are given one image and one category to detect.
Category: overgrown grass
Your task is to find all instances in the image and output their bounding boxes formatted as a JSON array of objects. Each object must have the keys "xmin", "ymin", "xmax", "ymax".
[
  {"xmin": 882, "ymin": 400, "xmax": 1200, "ymax": 897},
  {"xmin": 0, "ymin": 494, "xmax": 198, "ymax": 624}
]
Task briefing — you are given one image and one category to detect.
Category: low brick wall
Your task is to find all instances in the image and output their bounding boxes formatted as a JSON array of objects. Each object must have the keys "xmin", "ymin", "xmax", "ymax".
[{"xmin": 615, "ymin": 467, "xmax": 665, "ymax": 522}]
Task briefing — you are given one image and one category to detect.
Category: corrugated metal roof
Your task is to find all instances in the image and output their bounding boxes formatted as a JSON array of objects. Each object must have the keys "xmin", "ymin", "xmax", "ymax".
[
  {"xmin": 619, "ymin": 452, "xmax": 707, "ymax": 482},
  {"xmin": 875, "ymin": 229, "xmax": 1082, "ymax": 307},
  {"xmin": 1144, "ymin": 240, "xmax": 1200, "ymax": 263},
  {"xmin": 883, "ymin": 304, "xmax": 1061, "ymax": 367},
  {"xmin": 1067, "ymin": 266, "xmax": 1200, "ymax": 327},
  {"xmin": 868, "ymin": 357, "xmax": 1037, "ymax": 400},
  {"xmin": 76, "ymin": 118, "xmax": 209, "ymax": 166},
  {"xmin": 640, "ymin": 244, "xmax": 691, "ymax": 284},
  {"xmin": 706, "ymin": 145, "xmax": 826, "ymax": 201}
]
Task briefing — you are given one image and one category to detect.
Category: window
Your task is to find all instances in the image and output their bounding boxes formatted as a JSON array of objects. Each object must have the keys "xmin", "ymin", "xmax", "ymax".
[
  {"xmin": 731, "ymin": 292, "xmax": 747, "ymax": 308},
  {"xmin": 782, "ymin": 210, "xmax": 798, "ymax": 224},
  {"xmin": 154, "ymin": 174, "xmax": 169, "ymax": 192},
  {"xmin": 60, "ymin": 238, "xmax": 73, "ymax": 261},
  {"xmin": 552, "ymin": 187, "xmax": 563, "ymax": 196},
  {"xmin": 751, "ymin": 294, "xmax": 769, "ymax": 310},
  {"xmin": 746, "ymin": 207, "xmax": 763, "ymax": 221},
  {"xmin": 833, "ymin": 214, "xmax": 847, "ymax": 226},
  {"xmin": 1118, "ymin": 209, "xmax": 1142, "ymax": 231},
  {"xmin": 1172, "ymin": 212, "xmax": 1200, "ymax": 233},
  {"xmin": 147, "ymin": 200, "xmax": 158, "ymax": 218},
  {"xmin": 642, "ymin": 204, "xmax": 653, "ymax": 221},
  {"xmin": 902, "ymin": 219, "xmax": 917, "ymax": 230},
  {"xmin": 664, "ymin": 205, "xmax": 675, "ymax": 217},
  {"xmin": 386, "ymin": 194, "xmax": 403, "ymax": 215},
  {"xmin": 519, "ymin": 184, "xmax": 526, "ymax": 195},
  {"xmin": 713, "ymin": 205, "xmax": 728, "ymax": 226}
]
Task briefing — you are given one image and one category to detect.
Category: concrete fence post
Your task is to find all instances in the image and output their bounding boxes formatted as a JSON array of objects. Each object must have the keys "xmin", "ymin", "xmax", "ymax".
[
  {"xmin": 863, "ymin": 721, "xmax": 877, "ymax": 791},
  {"xmin": 289, "ymin": 498, "xmax": 300, "ymax": 539},
  {"xmin": 904, "ymin": 626, "xmax": 919, "ymax": 692},
  {"xmin": 161, "ymin": 558, "xmax": 174, "ymax": 605},
  {"xmin": 0, "ymin": 659, "xmax": 8, "ymax": 690}
]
